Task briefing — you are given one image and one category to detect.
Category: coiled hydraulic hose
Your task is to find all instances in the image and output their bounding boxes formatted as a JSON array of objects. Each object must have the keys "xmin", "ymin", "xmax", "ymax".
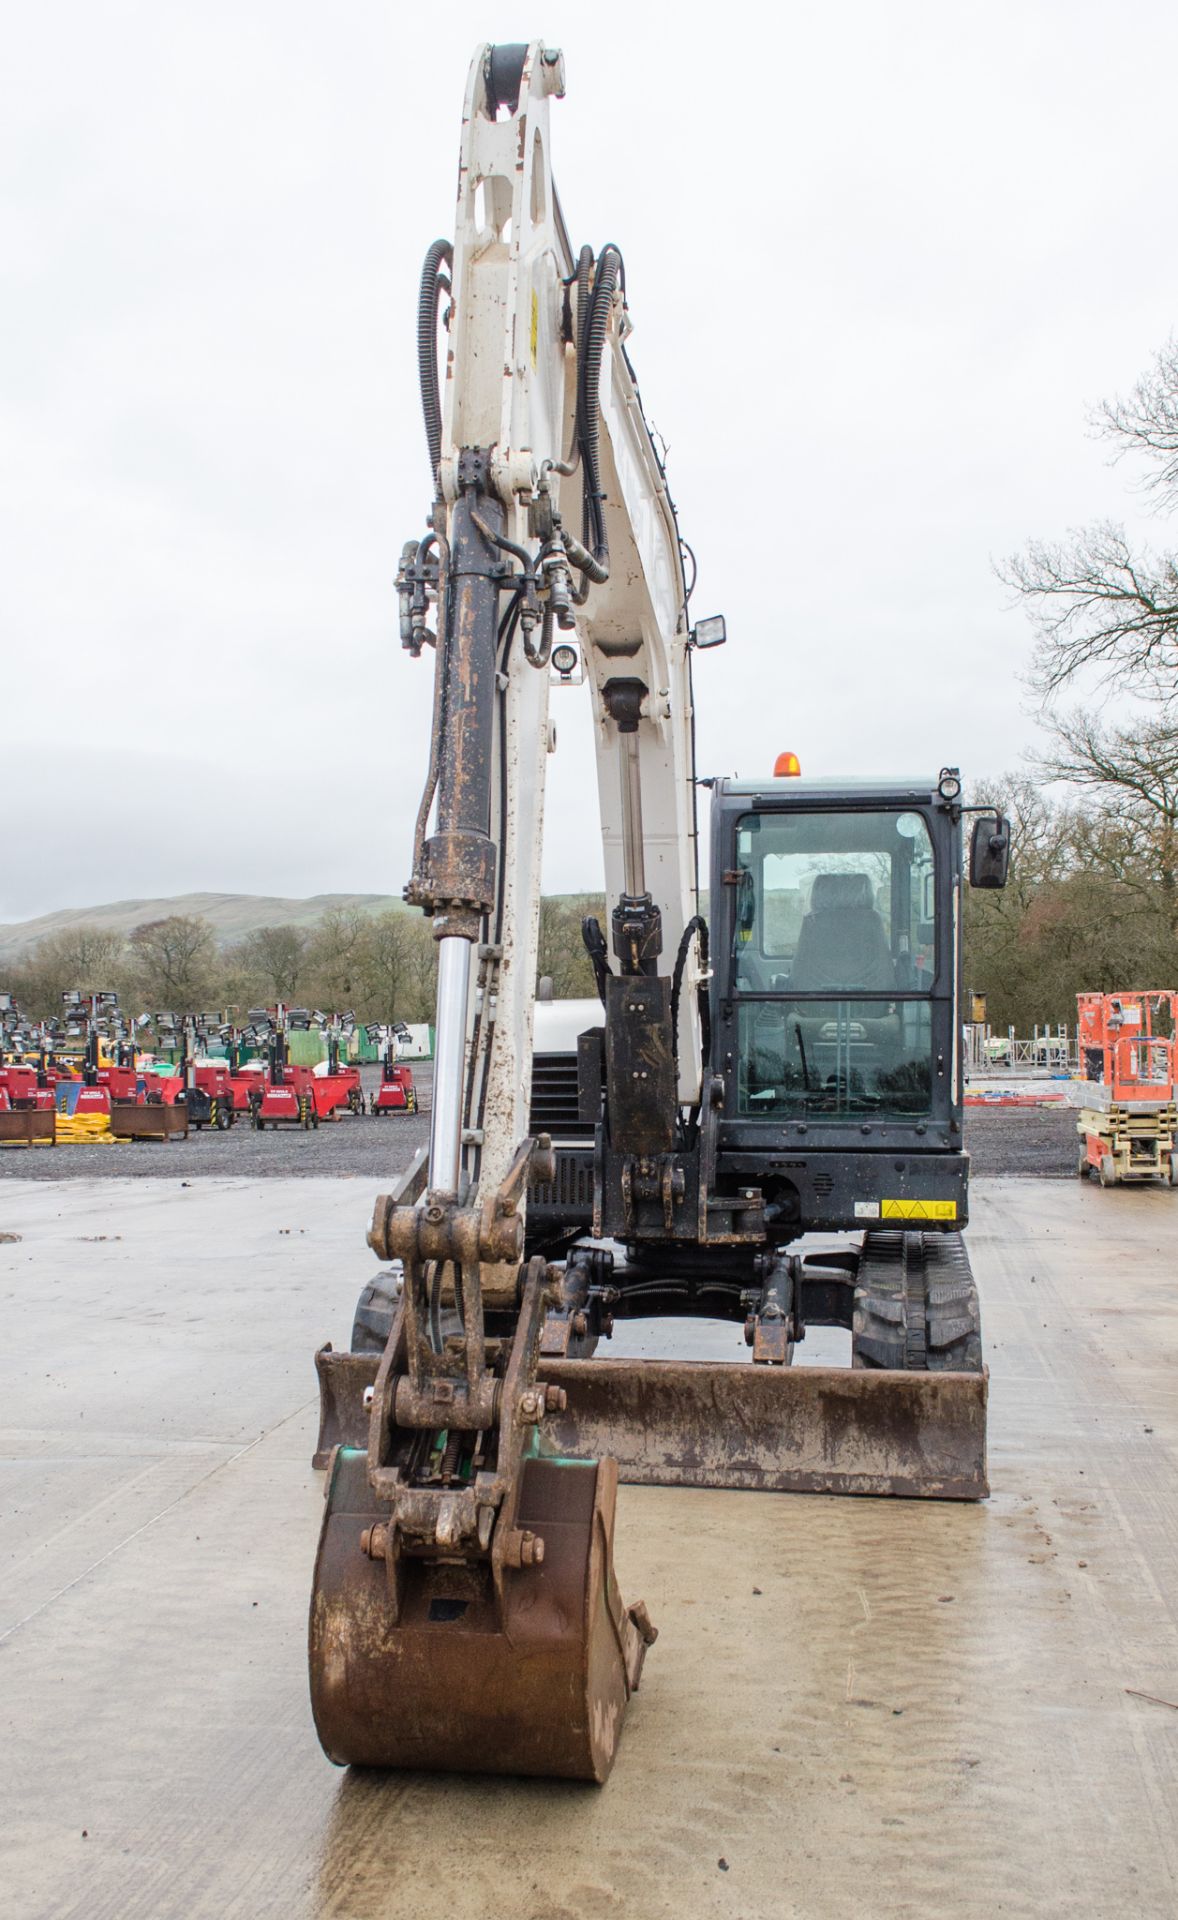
[{"xmin": 417, "ymin": 240, "xmax": 453, "ymax": 486}]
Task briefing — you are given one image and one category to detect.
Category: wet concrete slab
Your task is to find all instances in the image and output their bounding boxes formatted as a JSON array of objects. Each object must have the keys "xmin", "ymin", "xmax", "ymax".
[{"xmin": 1, "ymin": 1176, "xmax": 1176, "ymax": 1919}]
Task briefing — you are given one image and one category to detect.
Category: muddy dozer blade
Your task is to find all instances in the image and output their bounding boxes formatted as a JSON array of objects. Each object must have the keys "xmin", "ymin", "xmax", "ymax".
[
  {"xmin": 309, "ymin": 1445, "xmax": 654, "ymax": 1782},
  {"xmin": 542, "ymin": 1358, "xmax": 988, "ymax": 1501},
  {"xmin": 315, "ymin": 1349, "xmax": 986, "ymax": 1500}
]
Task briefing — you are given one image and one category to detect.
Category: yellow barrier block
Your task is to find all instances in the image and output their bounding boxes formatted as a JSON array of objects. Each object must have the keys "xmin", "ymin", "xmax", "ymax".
[{"xmin": 54, "ymin": 1114, "xmax": 115, "ymax": 1145}]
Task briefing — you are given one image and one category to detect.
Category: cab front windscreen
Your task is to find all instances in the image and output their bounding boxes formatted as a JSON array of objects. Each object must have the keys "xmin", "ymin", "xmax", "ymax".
[{"xmin": 731, "ymin": 808, "xmax": 939, "ymax": 1118}]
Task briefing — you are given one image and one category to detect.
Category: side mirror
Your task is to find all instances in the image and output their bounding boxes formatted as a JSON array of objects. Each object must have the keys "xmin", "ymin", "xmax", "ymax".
[{"xmin": 970, "ymin": 813, "xmax": 1010, "ymax": 890}]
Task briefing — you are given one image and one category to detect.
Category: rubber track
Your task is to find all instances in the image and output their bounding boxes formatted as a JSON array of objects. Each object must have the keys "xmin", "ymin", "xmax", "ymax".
[
  {"xmin": 852, "ymin": 1230, "xmax": 982, "ymax": 1373},
  {"xmin": 351, "ymin": 1277, "xmax": 400, "ymax": 1353}
]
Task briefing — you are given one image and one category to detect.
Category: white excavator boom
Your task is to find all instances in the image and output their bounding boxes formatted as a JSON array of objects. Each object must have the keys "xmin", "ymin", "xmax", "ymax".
[{"xmin": 426, "ymin": 39, "xmax": 703, "ymax": 1226}]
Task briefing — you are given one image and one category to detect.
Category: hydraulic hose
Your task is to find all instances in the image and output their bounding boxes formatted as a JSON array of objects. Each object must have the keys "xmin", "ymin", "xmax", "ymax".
[
  {"xmin": 470, "ymin": 508, "xmax": 552, "ymax": 666},
  {"xmin": 409, "ymin": 521, "xmax": 451, "ymax": 888},
  {"xmin": 560, "ymin": 526, "xmax": 608, "ymax": 587},
  {"xmin": 546, "ymin": 246, "xmax": 594, "ymax": 479},
  {"xmin": 670, "ymin": 915, "xmax": 711, "ymax": 1092},
  {"xmin": 576, "ymin": 244, "xmax": 593, "ymax": 366},
  {"xmin": 576, "ymin": 243, "xmax": 623, "ymax": 572},
  {"xmin": 581, "ymin": 916, "xmax": 613, "ymax": 1007},
  {"xmin": 417, "ymin": 240, "xmax": 453, "ymax": 486}
]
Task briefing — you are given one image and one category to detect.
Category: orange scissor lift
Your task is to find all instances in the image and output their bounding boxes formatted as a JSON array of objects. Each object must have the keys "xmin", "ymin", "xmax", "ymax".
[{"xmin": 1075, "ymin": 992, "xmax": 1178, "ymax": 1187}]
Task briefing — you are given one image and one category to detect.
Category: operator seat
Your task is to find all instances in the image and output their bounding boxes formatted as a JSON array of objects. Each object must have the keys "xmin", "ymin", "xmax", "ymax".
[{"xmin": 789, "ymin": 872, "xmax": 895, "ymax": 990}]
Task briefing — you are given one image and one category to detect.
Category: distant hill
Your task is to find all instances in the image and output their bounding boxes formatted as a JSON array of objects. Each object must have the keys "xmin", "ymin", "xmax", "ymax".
[{"xmin": 0, "ymin": 891, "xmax": 406, "ymax": 961}]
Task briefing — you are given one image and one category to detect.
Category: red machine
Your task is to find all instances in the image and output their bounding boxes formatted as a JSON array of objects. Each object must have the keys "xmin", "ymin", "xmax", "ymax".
[
  {"xmin": 366, "ymin": 1022, "xmax": 418, "ymax": 1115},
  {"xmin": 96, "ymin": 1062, "xmax": 140, "ymax": 1102},
  {"xmin": 151, "ymin": 1015, "xmax": 237, "ymax": 1130},
  {"xmin": 245, "ymin": 1009, "xmax": 319, "ymax": 1130},
  {"xmin": 0, "ymin": 1057, "xmax": 56, "ymax": 1145},
  {"xmin": 227, "ymin": 1064, "xmax": 263, "ymax": 1113},
  {"xmin": 243, "ymin": 1008, "xmax": 366, "ymax": 1128},
  {"xmin": 214, "ymin": 1030, "xmax": 263, "ymax": 1114},
  {"xmin": 189, "ymin": 1058, "xmax": 236, "ymax": 1128},
  {"xmin": 1075, "ymin": 991, "xmax": 1178, "ymax": 1186},
  {"xmin": 319, "ymin": 1016, "xmax": 365, "ymax": 1118},
  {"xmin": 300, "ymin": 1066, "xmax": 352, "ymax": 1123},
  {"xmin": 253, "ymin": 1078, "xmax": 306, "ymax": 1128},
  {"xmin": 0, "ymin": 1062, "xmax": 55, "ymax": 1111}
]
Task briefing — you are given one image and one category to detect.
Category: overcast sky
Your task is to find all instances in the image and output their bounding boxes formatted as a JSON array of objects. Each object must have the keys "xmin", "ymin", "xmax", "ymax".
[{"xmin": 4, "ymin": 1, "xmax": 1175, "ymax": 921}]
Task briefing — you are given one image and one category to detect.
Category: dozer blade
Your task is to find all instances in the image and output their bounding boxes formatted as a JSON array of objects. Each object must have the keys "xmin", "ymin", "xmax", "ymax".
[
  {"xmin": 309, "ymin": 1444, "xmax": 654, "ymax": 1782},
  {"xmin": 315, "ymin": 1348, "xmax": 987, "ymax": 1501},
  {"xmin": 542, "ymin": 1358, "xmax": 988, "ymax": 1501}
]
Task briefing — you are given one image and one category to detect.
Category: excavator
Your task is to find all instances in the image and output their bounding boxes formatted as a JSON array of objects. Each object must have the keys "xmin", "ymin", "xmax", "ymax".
[{"xmin": 309, "ymin": 41, "xmax": 1011, "ymax": 1784}]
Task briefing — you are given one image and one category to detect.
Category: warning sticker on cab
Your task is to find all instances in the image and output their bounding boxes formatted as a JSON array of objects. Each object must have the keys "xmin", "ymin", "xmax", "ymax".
[{"xmin": 854, "ymin": 1199, "xmax": 957, "ymax": 1221}]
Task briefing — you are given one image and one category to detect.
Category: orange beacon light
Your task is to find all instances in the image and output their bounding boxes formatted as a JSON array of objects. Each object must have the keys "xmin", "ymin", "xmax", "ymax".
[{"xmin": 773, "ymin": 751, "xmax": 801, "ymax": 777}]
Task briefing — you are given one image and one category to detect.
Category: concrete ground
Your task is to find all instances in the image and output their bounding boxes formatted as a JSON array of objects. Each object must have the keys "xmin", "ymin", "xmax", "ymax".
[{"xmin": 1, "ymin": 1174, "xmax": 1176, "ymax": 1919}]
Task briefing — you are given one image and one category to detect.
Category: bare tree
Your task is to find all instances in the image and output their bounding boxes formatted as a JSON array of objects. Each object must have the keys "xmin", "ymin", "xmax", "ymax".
[
  {"xmin": 236, "ymin": 924, "xmax": 307, "ymax": 1000},
  {"xmin": 129, "ymin": 915, "xmax": 217, "ymax": 1007},
  {"xmin": 1097, "ymin": 337, "xmax": 1178, "ymax": 510},
  {"xmin": 962, "ymin": 772, "xmax": 1176, "ymax": 1027},
  {"xmin": 1035, "ymin": 712, "xmax": 1178, "ymax": 938},
  {"xmin": 398, "ymin": 919, "xmax": 439, "ymax": 1023},
  {"xmin": 5, "ymin": 926, "xmax": 128, "ymax": 1018},
  {"xmin": 359, "ymin": 912, "xmax": 412, "ymax": 1021},
  {"xmin": 303, "ymin": 907, "xmax": 371, "ymax": 1005},
  {"xmin": 1000, "ymin": 338, "xmax": 1178, "ymax": 700},
  {"xmin": 1002, "ymin": 526, "xmax": 1178, "ymax": 700}
]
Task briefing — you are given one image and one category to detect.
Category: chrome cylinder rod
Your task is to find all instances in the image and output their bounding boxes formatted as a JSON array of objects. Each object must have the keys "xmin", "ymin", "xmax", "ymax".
[
  {"xmin": 429, "ymin": 935, "xmax": 472, "ymax": 1197},
  {"xmin": 621, "ymin": 730, "xmax": 646, "ymax": 897}
]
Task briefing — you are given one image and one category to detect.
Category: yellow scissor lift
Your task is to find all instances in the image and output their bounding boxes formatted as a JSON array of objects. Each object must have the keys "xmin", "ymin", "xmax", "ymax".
[{"xmin": 1074, "ymin": 992, "xmax": 1178, "ymax": 1188}]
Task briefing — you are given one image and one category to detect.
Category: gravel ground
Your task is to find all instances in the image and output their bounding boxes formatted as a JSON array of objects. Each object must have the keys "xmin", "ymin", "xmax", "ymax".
[
  {"xmin": 0, "ymin": 1062, "xmax": 1080, "ymax": 1182},
  {"xmin": 964, "ymin": 1103, "xmax": 1077, "ymax": 1179},
  {"xmin": 0, "ymin": 1063, "xmax": 432, "ymax": 1182}
]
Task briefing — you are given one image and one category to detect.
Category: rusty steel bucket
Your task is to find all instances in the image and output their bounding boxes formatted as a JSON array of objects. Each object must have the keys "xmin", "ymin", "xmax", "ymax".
[
  {"xmin": 315, "ymin": 1348, "xmax": 988, "ymax": 1501},
  {"xmin": 110, "ymin": 1102, "xmax": 189, "ymax": 1141},
  {"xmin": 310, "ymin": 1444, "xmax": 654, "ymax": 1782},
  {"xmin": 0, "ymin": 1107, "xmax": 55, "ymax": 1147}
]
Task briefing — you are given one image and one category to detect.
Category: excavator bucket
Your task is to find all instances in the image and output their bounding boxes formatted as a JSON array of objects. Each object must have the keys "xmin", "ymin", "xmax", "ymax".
[
  {"xmin": 315, "ymin": 1347, "xmax": 988, "ymax": 1502},
  {"xmin": 309, "ymin": 1443, "xmax": 654, "ymax": 1782}
]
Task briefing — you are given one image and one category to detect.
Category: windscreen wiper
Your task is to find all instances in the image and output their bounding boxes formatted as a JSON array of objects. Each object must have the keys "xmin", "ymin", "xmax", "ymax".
[{"xmin": 794, "ymin": 1022, "xmax": 812, "ymax": 1091}]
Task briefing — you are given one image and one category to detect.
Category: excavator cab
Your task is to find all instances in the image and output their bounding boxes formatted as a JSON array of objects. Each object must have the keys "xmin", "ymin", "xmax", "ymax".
[{"xmin": 716, "ymin": 780, "xmax": 965, "ymax": 1226}]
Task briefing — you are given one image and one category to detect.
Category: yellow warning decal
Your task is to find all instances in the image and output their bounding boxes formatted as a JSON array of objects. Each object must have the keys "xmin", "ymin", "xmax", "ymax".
[
  {"xmin": 881, "ymin": 1199, "xmax": 958, "ymax": 1221},
  {"xmin": 530, "ymin": 290, "xmax": 539, "ymax": 366}
]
